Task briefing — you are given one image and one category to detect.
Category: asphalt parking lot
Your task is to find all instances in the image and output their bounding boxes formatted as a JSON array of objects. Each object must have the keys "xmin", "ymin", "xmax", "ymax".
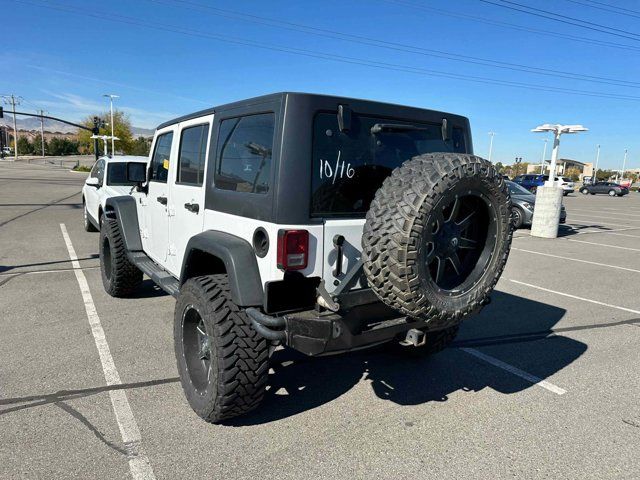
[{"xmin": 1, "ymin": 160, "xmax": 639, "ymax": 479}]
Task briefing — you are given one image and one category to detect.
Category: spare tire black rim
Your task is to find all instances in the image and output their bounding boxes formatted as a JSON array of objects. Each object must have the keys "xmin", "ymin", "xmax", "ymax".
[
  {"xmin": 182, "ymin": 305, "xmax": 211, "ymax": 395},
  {"xmin": 421, "ymin": 187, "xmax": 497, "ymax": 294}
]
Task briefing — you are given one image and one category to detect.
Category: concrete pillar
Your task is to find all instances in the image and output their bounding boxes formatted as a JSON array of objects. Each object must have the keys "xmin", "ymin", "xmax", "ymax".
[{"xmin": 530, "ymin": 185, "xmax": 564, "ymax": 238}]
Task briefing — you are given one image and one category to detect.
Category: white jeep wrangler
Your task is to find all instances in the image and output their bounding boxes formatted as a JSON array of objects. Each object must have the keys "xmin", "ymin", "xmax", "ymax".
[{"xmin": 99, "ymin": 93, "xmax": 512, "ymax": 423}]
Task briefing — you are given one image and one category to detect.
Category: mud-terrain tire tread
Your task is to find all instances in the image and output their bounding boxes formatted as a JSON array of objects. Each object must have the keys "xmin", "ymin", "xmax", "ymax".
[
  {"xmin": 362, "ymin": 153, "xmax": 512, "ymax": 330},
  {"xmin": 100, "ymin": 218, "xmax": 142, "ymax": 296},
  {"xmin": 174, "ymin": 274, "xmax": 269, "ymax": 423}
]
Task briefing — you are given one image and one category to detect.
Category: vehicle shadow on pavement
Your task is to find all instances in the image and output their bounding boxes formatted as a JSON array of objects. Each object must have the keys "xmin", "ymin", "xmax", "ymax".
[
  {"xmin": 557, "ymin": 224, "xmax": 618, "ymax": 237},
  {"xmin": 127, "ymin": 279, "xmax": 170, "ymax": 299},
  {"xmin": 228, "ymin": 291, "xmax": 587, "ymax": 426}
]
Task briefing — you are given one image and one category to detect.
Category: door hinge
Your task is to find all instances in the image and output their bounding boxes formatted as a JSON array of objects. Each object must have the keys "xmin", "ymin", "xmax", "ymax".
[
  {"xmin": 140, "ymin": 228, "xmax": 149, "ymax": 239},
  {"xmin": 168, "ymin": 245, "xmax": 177, "ymax": 256},
  {"xmin": 167, "ymin": 206, "xmax": 176, "ymax": 217}
]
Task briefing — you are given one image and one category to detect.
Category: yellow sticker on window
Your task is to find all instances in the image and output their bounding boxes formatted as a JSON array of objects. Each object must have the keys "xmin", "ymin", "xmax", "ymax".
[{"xmin": 163, "ymin": 159, "xmax": 169, "ymax": 170}]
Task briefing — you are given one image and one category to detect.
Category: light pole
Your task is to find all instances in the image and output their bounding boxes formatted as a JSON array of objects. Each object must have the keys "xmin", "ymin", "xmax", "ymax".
[
  {"xmin": 593, "ymin": 144, "xmax": 600, "ymax": 184},
  {"xmin": 102, "ymin": 94, "xmax": 119, "ymax": 156},
  {"xmin": 621, "ymin": 149, "xmax": 628, "ymax": 183},
  {"xmin": 540, "ymin": 139, "xmax": 548, "ymax": 175},
  {"xmin": 488, "ymin": 132, "xmax": 495, "ymax": 162},
  {"xmin": 530, "ymin": 124, "xmax": 587, "ymax": 238}
]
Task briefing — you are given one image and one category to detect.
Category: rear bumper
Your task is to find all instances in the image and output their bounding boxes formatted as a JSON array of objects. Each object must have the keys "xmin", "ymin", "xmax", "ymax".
[{"xmin": 247, "ymin": 300, "xmax": 424, "ymax": 356}]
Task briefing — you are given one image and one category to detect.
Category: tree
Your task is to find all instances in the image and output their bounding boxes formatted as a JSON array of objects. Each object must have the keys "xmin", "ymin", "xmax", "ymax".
[
  {"xmin": 16, "ymin": 136, "xmax": 33, "ymax": 155},
  {"xmin": 48, "ymin": 137, "xmax": 79, "ymax": 156},
  {"xmin": 129, "ymin": 136, "xmax": 152, "ymax": 156},
  {"xmin": 32, "ymin": 133, "xmax": 48, "ymax": 156},
  {"xmin": 77, "ymin": 110, "xmax": 134, "ymax": 155},
  {"xmin": 564, "ymin": 167, "xmax": 581, "ymax": 182},
  {"xmin": 494, "ymin": 162, "xmax": 504, "ymax": 173},
  {"xmin": 596, "ymin": 169, "xmax": 615, "ymax": 181}
]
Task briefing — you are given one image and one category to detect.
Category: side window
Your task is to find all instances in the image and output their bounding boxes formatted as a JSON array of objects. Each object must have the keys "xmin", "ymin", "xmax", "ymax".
[
  {"xmin": 150, "ymin": 132, "xmax": 174, "ymax": 183},
  {"xmin": 215, "ymin": 113, "xmax": 274, "ymax": 194},
  {"xmin": 177, "ymin": 124, "xmax": 210, "ymax": 186},
  {"xmin": 90, "ymin": 161, "xmax": 100, "ymax": 178},
  {"xmin": 96, "ymin": 159, "xmax": 106, "ymax": 185}
]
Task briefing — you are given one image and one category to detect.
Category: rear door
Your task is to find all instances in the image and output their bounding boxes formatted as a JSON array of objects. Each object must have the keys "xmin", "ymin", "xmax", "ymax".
[
  {"xmin": 311, "ymin": 110, "xmax": 469, "ymax": 290},
  {"xmin": 166, "ymin": 116, "xmax": 213, "ymax": 276}
]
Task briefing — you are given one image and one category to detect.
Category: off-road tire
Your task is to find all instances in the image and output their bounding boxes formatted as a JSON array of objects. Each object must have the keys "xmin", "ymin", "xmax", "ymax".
[
  {"xmin": 362, "ymin": 153, "xmax": 512, "ymax": 331},
  {"xmin": 174, "ymin": 275, "xmax": 270, "ymax": 423},
  {"xmin": 99, "ymin": 218, "xmax": 142, "ymax": 296},
  {"xmin": 83, "ymin": 201, "xmax": 98, "ymax": 232}
]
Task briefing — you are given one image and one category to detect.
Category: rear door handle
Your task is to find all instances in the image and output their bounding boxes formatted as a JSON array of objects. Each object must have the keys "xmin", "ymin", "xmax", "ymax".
[
  {"xmin": 156, "ymin": 196, "xmax": 167, "ymax": 205},
  {"xmin": 184, "ymin": 202, "xmax": 200, "ymax": 213}
]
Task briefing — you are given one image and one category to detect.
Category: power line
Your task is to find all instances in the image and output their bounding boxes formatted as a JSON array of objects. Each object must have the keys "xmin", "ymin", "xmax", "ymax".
[
  {"xmin": 582, "ymin": 0, "xmax": 640, "ymax": 16},
  {"xmin": 13, "ymin": 0, "xmax": 640, "ymax": 102},
  {"xmin": 479, "ymin": 0, "xmax": 640, "ymax": 41},
  {"xmin": 1, "ymin": 95, "xmax": 22, "ymax": 160},
  {"xmin": 145, "ymin": 0, "xmax": 640, "ymax": 89},
  {"xmin": 561, "ymin": 0, "xmax": 640, "ymax": 19},
  {"xmin": 382, "ymin": 0, "xmax": 640, "ymax": 52}
]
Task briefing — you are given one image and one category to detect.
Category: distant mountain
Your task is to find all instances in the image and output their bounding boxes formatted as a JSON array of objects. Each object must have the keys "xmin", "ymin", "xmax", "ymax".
[{"xmin": 0, "ymin": 115, "xmax": 155, "ymax": 137}]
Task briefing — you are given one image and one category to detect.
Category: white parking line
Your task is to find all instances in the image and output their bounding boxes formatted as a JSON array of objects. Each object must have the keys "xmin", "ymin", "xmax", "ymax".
[
  {"xmin": 566, "ymin": 214, "xmax": 640, "ymax": 228},
  {"xmin": 509, "ymin": 279, "xmax": 640, "ymax": 315},
  {"xmin": 564, "ymin": 238, "xmax": 640, "ymax": 252},
  {"xmin": 460, "ymin": 348, "xmax": 566, "ymax": 395},
  {"xmin": 569, "ymin": 209, "xmax": 640, "ymax": 219},
  {"xmin": 511, "ymin": 247, "xmax": 640, "ymax": 273},
  {"xmin": 60, "ymin": 224, "xmax": 156, "ymax": 480}
]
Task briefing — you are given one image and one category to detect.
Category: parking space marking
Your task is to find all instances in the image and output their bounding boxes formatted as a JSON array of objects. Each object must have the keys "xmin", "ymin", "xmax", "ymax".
[
  {"xmin": 512, "ymin": 248, "xmax": 640, "ymax": 274},
  {"xmin": 509, "ymin": 279, "xmax": 640, "ymax": 315},
  {"xmin": 60, "ymin": 224, "xmax": 156, "ymax": 480},
  {"xmin": 565, "ymin": 215, "xmax": 640, "ymax": 228},
  {"xmin": 569, "ymin": 209, "xmax": 640, "ymax": 219},
  {"xmin": 564, "ymin": 238, "xmax": 640, "ymax": 252},
  {"xmin": 460, "ymin": 348, "xmax": 566, "ymax": 395}
]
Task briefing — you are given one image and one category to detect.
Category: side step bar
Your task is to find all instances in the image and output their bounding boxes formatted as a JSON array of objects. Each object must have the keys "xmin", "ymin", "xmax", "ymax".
[{"xmin": 128, "ymin": 251, "xmax": 180, "ymax": 297}]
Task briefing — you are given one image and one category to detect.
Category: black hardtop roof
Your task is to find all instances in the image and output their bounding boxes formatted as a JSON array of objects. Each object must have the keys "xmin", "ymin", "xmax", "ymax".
[{"xmin": 156, "ymin": 92, "xmax": 467, "ymax": 130}]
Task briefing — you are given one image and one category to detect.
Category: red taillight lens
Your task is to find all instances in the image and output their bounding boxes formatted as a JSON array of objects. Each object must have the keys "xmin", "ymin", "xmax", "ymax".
[{"xmin": 277, "ymin": 230, "xmax": 309, "ymax": 271}]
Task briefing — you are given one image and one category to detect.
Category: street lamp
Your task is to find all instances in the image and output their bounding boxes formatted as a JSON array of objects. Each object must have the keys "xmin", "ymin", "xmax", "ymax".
[
  {"xmin": 530, "ymin": 123, "xmax": 587, "ymax": 238},
  {"xmin": 540, "ymin": 139, "xmax": 548, "ymax": 175},
  {"xmin": 593, "ymin": 144, "xmax": 600, "ymax": 184},
  {"xmin": 488, "ymin": 132, "xmax": 496, "ymax": 162},
  {"xmin": 102, "ymin": 94, "xmax": 119, "ymax": 156}
]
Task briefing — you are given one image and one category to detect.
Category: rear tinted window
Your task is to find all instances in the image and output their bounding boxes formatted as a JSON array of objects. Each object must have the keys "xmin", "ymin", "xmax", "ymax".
[
  {"xmin": 214, "ymin": 113, "xmax": 274, "ymax": 194},
  {"xmin": 177, "ymin": 124, "xmax": 209, "ymax": 186},
  {"xmin": 107, "ymin": 162, "xmax": 142, "ymax": 186},
  {"xmin": 311, "ymin": 112, "xmax": 467, "ymax": 217}
]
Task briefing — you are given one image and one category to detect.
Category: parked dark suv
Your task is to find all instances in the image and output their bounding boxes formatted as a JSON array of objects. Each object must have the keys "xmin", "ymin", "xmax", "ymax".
[{"xmin": 580, "ymin": 182, "xmax": 629, "ymax": 197}]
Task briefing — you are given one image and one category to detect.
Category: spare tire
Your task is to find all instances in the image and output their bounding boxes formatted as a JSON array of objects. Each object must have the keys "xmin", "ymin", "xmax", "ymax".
[{"xmin": 362, "ymin": 153, "xmax": 512, "ymax": 330}]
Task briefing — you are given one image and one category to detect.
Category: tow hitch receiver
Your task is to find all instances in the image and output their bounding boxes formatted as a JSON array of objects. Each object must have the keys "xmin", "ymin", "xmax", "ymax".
[{"xmin": 401, "ymin": 328, "xmax": 426, "ymax": 347}]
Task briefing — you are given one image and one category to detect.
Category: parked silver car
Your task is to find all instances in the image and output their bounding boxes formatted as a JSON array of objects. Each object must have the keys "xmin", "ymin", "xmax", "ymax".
[{"xmin": 508, "ymin": 181, "xmax": 567, "ymax": 228}]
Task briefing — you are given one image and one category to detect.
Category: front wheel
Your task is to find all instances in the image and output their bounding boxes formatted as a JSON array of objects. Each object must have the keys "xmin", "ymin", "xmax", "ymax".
[
  {"xmin": 609, "ymin": 190, "xmax": 617, "ymax": 197},
  {"xmin": 100, "ymin": 219, "xmax": 142, "ymax": 296},
  {"xmin": 512, "ymin": 206, "xmax": 525, "ymax": 229},
  {"xmin": 174, "ymin": 275, "xmax": 270, "ymax": 423},
  {"xmin": 83, "ymin": 202, "xmax": 98, "ymax": 232}
]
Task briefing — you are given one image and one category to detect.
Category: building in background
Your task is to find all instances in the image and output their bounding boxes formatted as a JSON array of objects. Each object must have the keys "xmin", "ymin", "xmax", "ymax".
[{"xmin": 527, "ymin": 158, "xmax": 593, "ymax": 180}]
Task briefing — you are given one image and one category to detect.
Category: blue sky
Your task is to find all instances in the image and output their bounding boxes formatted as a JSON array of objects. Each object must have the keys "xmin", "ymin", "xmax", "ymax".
[{"xmin": 2, "ymin": 0, "xmax": 639, "ymax": 170}]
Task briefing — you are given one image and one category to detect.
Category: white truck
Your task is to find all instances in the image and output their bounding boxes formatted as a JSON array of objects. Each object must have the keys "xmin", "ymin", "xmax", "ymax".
[{"xmin": 99, "ymin": 93, "xmax": 512, "ymax": 423}]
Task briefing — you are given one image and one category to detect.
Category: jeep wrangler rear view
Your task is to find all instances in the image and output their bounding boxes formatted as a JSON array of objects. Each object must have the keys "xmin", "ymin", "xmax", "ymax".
[{"xmin": 99, "ymin": 93, "xmax": 512, "ymax": 423}]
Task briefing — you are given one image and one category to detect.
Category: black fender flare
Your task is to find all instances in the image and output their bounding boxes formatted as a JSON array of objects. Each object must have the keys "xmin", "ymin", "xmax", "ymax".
[
  {"xmin": 181, "ymin": 231, "xmax": 263, "ymax": 307},
  {"xmin": 104, "ymin": 196, "xmax": 143, "ymax": 252}
]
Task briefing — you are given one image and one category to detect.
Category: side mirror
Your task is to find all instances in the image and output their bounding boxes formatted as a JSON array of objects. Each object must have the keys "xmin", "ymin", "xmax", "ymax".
[
  {"xmin": 86, "ymin": 177, "xmax": 100, "ymax": 188},
  {"xmin": 127, "ymin": 162, "xmax": 147, "ymax": 192}
]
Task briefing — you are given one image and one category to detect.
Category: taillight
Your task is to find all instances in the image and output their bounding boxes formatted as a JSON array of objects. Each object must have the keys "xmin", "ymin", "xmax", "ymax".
[{"xmin": 277, "ymin": 230, "xmax": 309, "ymax": 271}]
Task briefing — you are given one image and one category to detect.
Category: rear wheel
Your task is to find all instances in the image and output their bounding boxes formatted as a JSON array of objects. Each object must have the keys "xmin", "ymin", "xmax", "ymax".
[
  {"xmin": 174, "ymin": 274, "xmax": 270, "ymax": 423},
  {"xmin": 580, "ymin": 188, "xmax": 589, "ymax": 195},
  {"xmin": 100, "ymin": 219, "xmax": 142, "ymax": 296},
  {"xmin": 362, "ymin": 153, "xmax": 512, "ymax": 331}
]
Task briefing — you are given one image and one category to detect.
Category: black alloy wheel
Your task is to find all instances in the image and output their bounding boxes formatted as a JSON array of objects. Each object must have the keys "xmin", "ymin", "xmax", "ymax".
[
  {"xmin": 421, "ymin": 191, "xmax": 494, "ymax": 293},
  {"xmin": 181, "ymin": 305, "xmax": 212, "ymax": 394}
]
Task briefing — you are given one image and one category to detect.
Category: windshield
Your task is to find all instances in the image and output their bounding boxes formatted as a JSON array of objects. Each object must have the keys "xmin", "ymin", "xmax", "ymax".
[
  {"xmin": 507, "ymin": 181, "xmax": 532, "ymax": 196},
  {"xmin": 311, "ymin": 112, "xmax": 468, "ymax": 216},
  {"xmin": 107, "ymin": 162, "xmax": 144, "ymax": 186}
]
